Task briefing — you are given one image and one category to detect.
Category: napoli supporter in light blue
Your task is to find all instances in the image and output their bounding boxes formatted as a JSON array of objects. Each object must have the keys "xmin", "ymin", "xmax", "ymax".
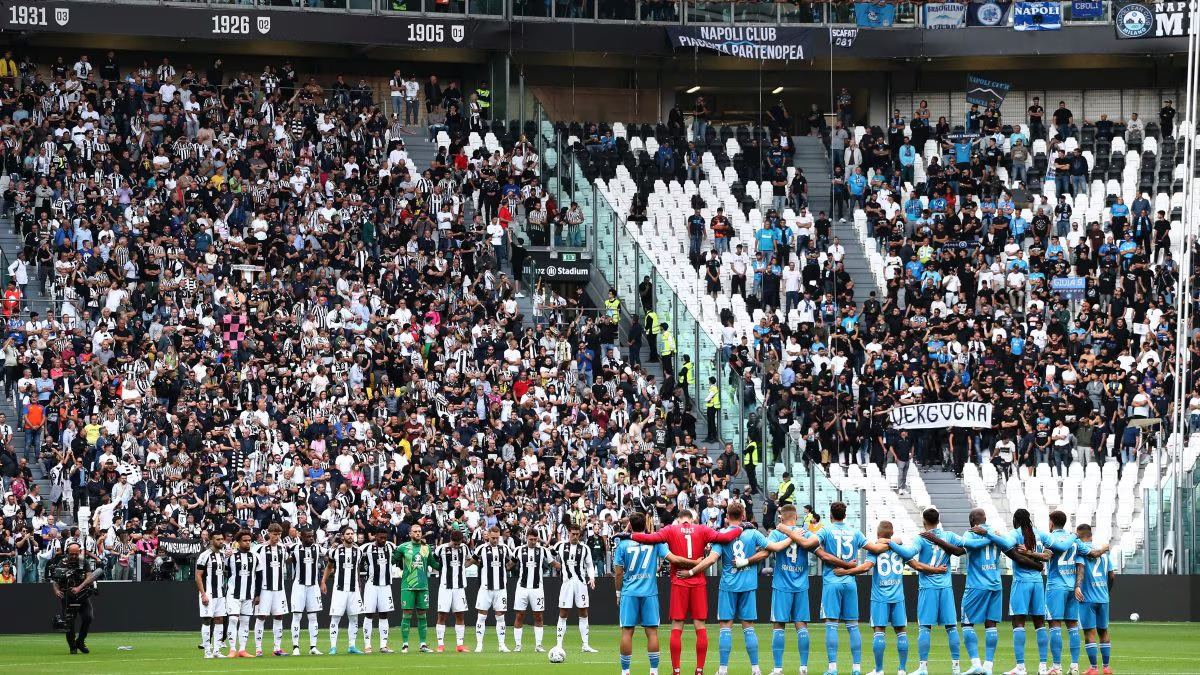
[
  {"xmin": 684, "ymin": 505, "xmax": 767, "ymax": 675},
  {"xmin": 864, "ymin": 521, "xmax": 917, "ymax": 675},
  {"xmin": 765, "ymin": 504, "xmax": 827, "ymax": 675},
  {"xmin": 908, "ymin": 508, "xmax": 966, "ymax": 675},
  {"xmin": 614, "ymin": 512, "xmax": 676, "ymax": 675},
  {"xmin": 997, "ymin": 509, "xmax": 1052, "ymax": 675},
  {"xmin": 814, "ymin": 501, "xmax": 868, "ymax": 675},
  {"xmin": 1073, "ymin": 524, "xmax": 1114, "ymax": 673},
  {"xmin": 962, "ymin": 509, "xmax": 1007, "ymax": 675}
]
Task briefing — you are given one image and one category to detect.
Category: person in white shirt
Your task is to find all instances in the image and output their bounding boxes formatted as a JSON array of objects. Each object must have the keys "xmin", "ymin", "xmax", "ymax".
[
  {"xmin": 781, "ymin": 261, "xmax": 802, "ymax": 313},
  {"xmin": 826, "ymin": 236, "xmax": 846, "ymax": 264},
  {"xmin": 728, "ymin": 244, "xmax": 750, "ymax": 298}
]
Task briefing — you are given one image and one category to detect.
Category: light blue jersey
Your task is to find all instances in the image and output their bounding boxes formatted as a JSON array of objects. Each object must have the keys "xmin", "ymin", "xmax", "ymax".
[
  {"xmin": 1003, "ymin": 529, "xmax": 1050, "ymax": 583},
  {"xmin": 1043, "ymin": 529, "xmax": 1080, "ymax": 590},
  {"xmin": 713, "ymin": 528, "xmax": 769, "ymax": 592},
  {"xmin": 962, "ymin": 526, "xmax": 1004, "ymax": 591},
  {"xmin": 870, "ymin": 542, "xmax": 916, "ymax": 603},
  {"xmin": 912, "ymin": 529, "xmax": 963, "ymax": 589},
  {"xmin": 816, "ymin": 522, "xmax": 867, "ymax": 586},
  {"xmin": 768, "ymin": 526, "xmax": 812, "ymax": 591},
  {"xmin": 613, "ymin": 540, "xmax": 669, "ymax": 597},
  {"xmin": 1077, "ymin": 542, "xmax": 1111, "ymax": 604}
]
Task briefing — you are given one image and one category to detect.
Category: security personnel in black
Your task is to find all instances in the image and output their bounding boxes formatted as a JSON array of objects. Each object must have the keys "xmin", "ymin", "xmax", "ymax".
[
  {"xmin": 742, "ymin": 437, "xmax": 761, "ymax": 495},
  {"xmin": 480, "ymin": 171, "xmax": 502, "ymax": 224},
  {"xmin": 50, "ymin": 541, "xmax": 103, "ymax": 654},
  {"xmin": 643, "ymin": 309, "xmax": 660, "ymax": 363},
  {"xmin": 678, "ymin": 354, "xmax": 695, "ymax": 410},
  {"xmin": 475, "ymin": 80, "xmax": 491, "ymax": 120}
]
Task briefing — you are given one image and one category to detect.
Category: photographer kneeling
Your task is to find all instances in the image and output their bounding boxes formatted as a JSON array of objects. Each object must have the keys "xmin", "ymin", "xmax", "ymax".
[{"xmin": 49, "ymin": 541, "xmax": 103, "ymax": 654}]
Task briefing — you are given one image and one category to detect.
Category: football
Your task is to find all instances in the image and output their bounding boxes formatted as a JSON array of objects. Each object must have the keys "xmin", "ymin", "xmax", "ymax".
[
  {"xmin": 1130, "ymin": 613, "xmax": 1140, "ymax": 622},
  {"xmin": 548, "ymin": 646, "xmax": 567, "ymax": 663}
]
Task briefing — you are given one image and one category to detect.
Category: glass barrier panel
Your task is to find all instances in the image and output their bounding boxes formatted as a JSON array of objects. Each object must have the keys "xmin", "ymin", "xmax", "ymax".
[
  {"xmin": 735, "ymin": 1, "xmax": 778, "ymax": 23},
  {"xmin": 828, "ymin": 1, "xmax": 854, "ymax": 23},
  {"xmin": 603, "ymin": 0, "xmax": 637, "ymax": 20},
  {"xmin": 556, "ymin": 0, "xmax": 595, "ymax": 18},
  {"xmin": 781, "ymin": 1, "xmax": 824, "ymax": 23},
  {"xmin": 687, "ymin": 0, "xmax": 731, "ymax": 23},
  {"xmin": 640, "ymin": 0, "xmax": 680, "ymax": 21},
  {"xmin": 469, "ymin": 0, "xmax": 505, "ymax": 14},
  {"xmin": 514, "ymin": 0, "xmax": 552, "ymax": 16}
]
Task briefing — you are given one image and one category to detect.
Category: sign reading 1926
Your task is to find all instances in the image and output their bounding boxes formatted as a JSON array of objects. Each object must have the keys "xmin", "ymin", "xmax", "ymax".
[{"xmin": 211, "ymin": 14, "xmax": 272, "ymax": 35}]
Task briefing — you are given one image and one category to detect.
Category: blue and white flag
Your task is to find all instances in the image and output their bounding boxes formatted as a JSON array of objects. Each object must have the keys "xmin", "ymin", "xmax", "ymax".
[
  {"xmin": 924, "ymin": 2, "xmax": 967, "ymax": 28},
  {"xmin": 855, "ymin": 2, "xmax": 896, "ymax": 27},
  {"xmin": 965, "ymin": 74, "xmax": 1011, "ymax": 108},
  {"xmin": 1013, "ymin": 1, "xmax": 1062, "ymax": 30},
  {"xmin": 1071, "ymin": 0, "xmax": 1103, "ymax": 19}
]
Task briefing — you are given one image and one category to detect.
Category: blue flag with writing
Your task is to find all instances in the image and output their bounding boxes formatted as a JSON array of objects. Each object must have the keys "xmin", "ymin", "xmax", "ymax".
[
  {"xmin": 1071, "ymin": 0, "xmax": 1102, "ymax": 19},
  {"xmin": 855, "ymin": 2, "xmax": 896, "ymax": 27},
  {"xmin": 1013, "ymin": 1, "xmax": 1062, "ymax": 30}
]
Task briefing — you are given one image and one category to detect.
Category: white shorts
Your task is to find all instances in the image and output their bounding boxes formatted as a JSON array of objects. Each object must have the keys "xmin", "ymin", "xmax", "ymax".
[
  {"xmin": 475, "ymin": 588, "xmax": 508, "ymax": 612},
  {"xmin": 514, "ymin": 586, "xmax": 545, "ymax": 613},
  {"xmin": 330, "ymin": 589, "xmax": 362, "ymax": 617},
  {"xmin": 198, "ymin": 594, "xmax": 227, "ymax": 619},
  {"xmin": 290, "ymin": 583, "xmax": 323, "ymax": 613},
  {"xmin": 254, "ymin": 589, "xmax": 289, "ymax": 616},
  {"xmin": 227, "ymin": 598, "xmax": 256, "ymax": 617},
  {"xmin": 437, "ymin": 588, "xmax": 468, "ymax": 614},
  {"xmin": 50, "ymin": 485, "xmax": 70, "ymax": 504},
  {"xmin": 558, "ymin": 579, "xmax": 590, "ymax": 609},
  {"xmin": 362, "ymin": 584, "xmax": 394, "ymax": 614}
]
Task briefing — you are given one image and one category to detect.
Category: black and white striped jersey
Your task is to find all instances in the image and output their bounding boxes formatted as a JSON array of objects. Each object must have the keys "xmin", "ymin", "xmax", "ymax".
[
  {"xmin": 290, "ymin": 543, "xmax": 324, "ymax": 586},
  {"xmin": 471, "ymin": 543, "xmax": 511, "ymax": 592},
  {"xmin": 511, "ymin": 544, "xmax": 551, "ymax": 590},
  {"xmin": 433, "ymin": 543, "xmax": 469, "ymax": 590},
  {"xmin": 225, "ymin": 550, "xmax": 260, "ymax": 601},
  {"xmin": 196, "ymin": 548, "xmax": 227, "ymax": 598},
  {"xmin": 359, "ymin": 541, "xmax": 396, "ymax": 586},
  {"xmin": 327, "ymin": 545, "xmax": 362, "ymax": 593},
  {"xmin": 553, "ymin": 542, "xmax": 594, "ymax": 582}
]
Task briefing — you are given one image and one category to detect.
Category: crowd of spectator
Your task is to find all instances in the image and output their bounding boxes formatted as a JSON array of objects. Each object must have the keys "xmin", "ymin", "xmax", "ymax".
[
  {"xmin": 716, "ymin": 94, "xmax": 1186, "ymax": 494},
  {"xmin": 0, "ymin": 49, "xmax": 753, "ymax": 583}
]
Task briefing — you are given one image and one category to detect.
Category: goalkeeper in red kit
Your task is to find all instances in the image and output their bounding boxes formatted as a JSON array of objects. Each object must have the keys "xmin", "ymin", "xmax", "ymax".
[{"xmin": 632, "ymin": 509, "xmax": 742, "ymax": 675}]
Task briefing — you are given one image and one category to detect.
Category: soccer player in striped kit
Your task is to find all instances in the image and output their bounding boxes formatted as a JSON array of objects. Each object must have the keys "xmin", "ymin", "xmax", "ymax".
[
  {"xmin": 288, "ymin": 527, "xmax": 325, "ymax": 655},
  {"xmin": 511, "ymin": 529, "xmax": 552, "ymax": 652},
  {"xmin": 360, "ymin": 527, "xmax": 398, "ymax": 653},
  {"xmin": 552, "ymin": 523, "xmax": 598, "ymax": 653},
  {"xmin": 434, "ymin": 529, "xmax": 471, "ymax": 652},
  {"xmin": 224, "ymin": 530, "xmax": 260, "ymax": 658},
  {"xmin": 322, "ymin": 527, "xmax": 365, "ymax": 655},
  {"xmin": 254, "ymin": 523, "xmax": 291, "ymax": 656},
  {"xmin": 195, "ymin": 532, "xmax": 229, "ymax": 659},
  {"xmin": 471, "ymin": 527, "xmax": 514, "ymax": 652}
]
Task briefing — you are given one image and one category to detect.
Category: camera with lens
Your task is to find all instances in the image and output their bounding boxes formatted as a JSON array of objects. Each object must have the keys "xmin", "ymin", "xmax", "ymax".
[{"xmin": 47, "ymin": 554, "xmax": 97, "ymax": 631}]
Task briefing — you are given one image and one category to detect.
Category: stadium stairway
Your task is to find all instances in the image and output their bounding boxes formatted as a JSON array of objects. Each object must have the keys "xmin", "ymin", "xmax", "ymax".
[
  {"xmin": 791, "ymin": 135, "xmax": 873, "ymax": 306},
  {"xmin": 918, "ymin": 467, "xmax": 973, "ymax": 533},
  {"xmin": 0, "ymin": 218, "xmax": 72, "ymax": 527}
]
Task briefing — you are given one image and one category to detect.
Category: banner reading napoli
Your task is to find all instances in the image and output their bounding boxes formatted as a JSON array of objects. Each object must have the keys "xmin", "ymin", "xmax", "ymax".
[
  {"xmin": 1114, "ymin": 1, "xmax": 1191, "ymax": 38},
  {"xmin": 889, "ymin": 402, "xmax": 994, "ymax": 430},
  {"xmin": 1014, "ymin": 0, "xmax": 1062, "ymax": 29},
  {"xmin": 924, "ymin": 2, "xmax": 967, "ymax": 28},
  {"xmin": 855, "ymin": 2, "xmax": 896, "ymax": 27},
  {"xmin": 665, "ymin": 27, "xmax": 814, "ymax": 60},
  {"xmin": 965, "ymin": 74, "xmax": 1011, "ymax": 108},
  {"xmin": 967, "ymin": 0, "xmax": 1012, "ymax": 25},
  {"xmin": 1071, "ymin": 0, "xmax": 1103, "ymax": 18}
]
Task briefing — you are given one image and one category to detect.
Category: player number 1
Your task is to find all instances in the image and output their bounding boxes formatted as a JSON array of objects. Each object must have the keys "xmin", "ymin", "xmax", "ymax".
[{"xmin": 684, "ymin": 534, "xmax": 693, "ymax": 558}]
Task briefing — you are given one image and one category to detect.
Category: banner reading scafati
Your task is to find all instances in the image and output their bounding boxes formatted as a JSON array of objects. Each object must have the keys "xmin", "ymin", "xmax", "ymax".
[
  {"xmin": 665, "ymin": 26, "xmax": 815, "ymax": 60},
  {"xmin": 889, "ymin": 402, "xmax": 993, "ymax": 429}
]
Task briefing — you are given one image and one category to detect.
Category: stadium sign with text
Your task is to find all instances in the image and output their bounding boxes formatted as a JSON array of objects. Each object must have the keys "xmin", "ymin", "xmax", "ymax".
[
  {"xmin": 889, "ymin": 402, "xmax": 993, "ymax": 429},
  {"xmin": 524, "ymin": 251, "xmax": 591, "ymax": 283},
  {"xmin": 665, "ymin": 27, "xmax": 814, "ymax": 60},
  {"xmin": 1114, "ymin": 1, "xmax": 1192, "ymax": 38}
]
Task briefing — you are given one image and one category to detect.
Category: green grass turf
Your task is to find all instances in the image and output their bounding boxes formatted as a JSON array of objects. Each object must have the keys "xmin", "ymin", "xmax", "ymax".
[{"xmin": 2, "ymin": 623, "xmax": 1197, "ymax": 674}]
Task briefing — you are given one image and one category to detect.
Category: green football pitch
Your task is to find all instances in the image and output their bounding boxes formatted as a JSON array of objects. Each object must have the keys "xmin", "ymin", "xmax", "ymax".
[{"xmin": 2, "ymin": 624, "xmax": 1198, "ymax": 674}]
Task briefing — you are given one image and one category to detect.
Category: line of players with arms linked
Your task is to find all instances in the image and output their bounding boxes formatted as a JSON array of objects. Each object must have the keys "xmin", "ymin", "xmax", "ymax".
[{"xmin": 192, "ymin": 501, "xmax": 1117, "ymax": 675}]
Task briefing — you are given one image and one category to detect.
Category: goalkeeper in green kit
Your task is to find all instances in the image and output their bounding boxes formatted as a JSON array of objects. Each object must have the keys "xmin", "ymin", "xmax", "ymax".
[{"xmin": 392, "ymin": 523, "xmax": 438, "ymax": 653}]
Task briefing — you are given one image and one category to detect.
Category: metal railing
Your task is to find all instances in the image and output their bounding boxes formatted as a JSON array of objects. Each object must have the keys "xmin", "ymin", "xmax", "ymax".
[{"xmin": 59, "ymin": 0, "xmax": 1120, "ymax": 27}]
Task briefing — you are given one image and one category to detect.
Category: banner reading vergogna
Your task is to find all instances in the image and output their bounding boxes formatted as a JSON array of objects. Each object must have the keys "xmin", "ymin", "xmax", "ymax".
[{"xmin": 888, "ymin": 402, "xmax": 994, "ymax": 429}]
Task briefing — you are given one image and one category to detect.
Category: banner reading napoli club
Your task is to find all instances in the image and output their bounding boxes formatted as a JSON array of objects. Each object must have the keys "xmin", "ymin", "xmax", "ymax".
[
  {"xmin": 1114, "ymin": 1, "xmax": 1192, "ymax": 38},
  {"xmin": 665, "ymin": 27, "xmax": 815, "ymax": 60},
  {"xmin": 854, "ymin": 2, "xmax": 896, "ymax": 27},
  {"xmin": 1013, "ymin": 0, "xmax": 1062, "ymax": 29},
  {"xmin": 924, "ymin": 2, "xmax": 967, "ymax": 28},
  {"xmin": 967, "ymin": 0, "xmax": 1012, "ymax": 26}
]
